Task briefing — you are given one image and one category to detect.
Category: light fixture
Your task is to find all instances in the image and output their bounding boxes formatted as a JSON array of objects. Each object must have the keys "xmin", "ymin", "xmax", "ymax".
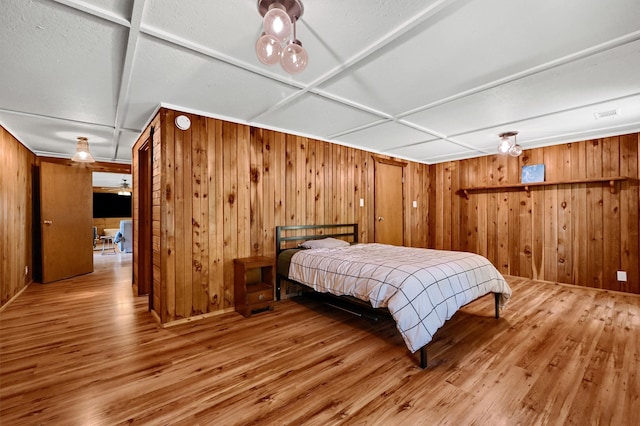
[
  {"xmin": 497, "ymin": 131, "xmax": 522, "ymax": 157},
  {"xmin": 280, "ymin": 29, "xmax": 307, "ymax": 74},
  {"xmin": 118, "ymin": 179, "xmax": 131, "ymax": 196},
  {"xmin": 262, "ymin": 3, "xmax": 291, "ymax": 40},
  {"xmin": 71, "ymin": 136, "xmax": 95, "ymax": 163},
  {"xmin": 255, "ymin": 33, "xmax": 282, "ymax": 65},
  {"xmin": 256, "ymin": 0, "xmax": 307, "ymax": 74}
]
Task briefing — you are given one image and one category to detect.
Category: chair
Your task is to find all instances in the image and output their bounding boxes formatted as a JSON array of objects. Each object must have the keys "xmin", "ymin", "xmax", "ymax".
[{"xmin": 116, "ymin": 220, "xmax": 133, "ymax": 253}]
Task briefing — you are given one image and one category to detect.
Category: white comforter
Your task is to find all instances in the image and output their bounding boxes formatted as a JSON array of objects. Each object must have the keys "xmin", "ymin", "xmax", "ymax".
[{"xmin": 288, "ymin": 243, "xmax": 512, "ymax": 353}]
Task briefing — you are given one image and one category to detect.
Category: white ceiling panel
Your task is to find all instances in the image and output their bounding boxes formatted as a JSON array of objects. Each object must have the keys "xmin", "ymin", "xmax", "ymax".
[
  {"xmin": 0, "ymin": 112, "xmax": 115, "ymax": 161},
  {"xmin": 389, "ymin": 139, "xmax": 477, "ymax": 163},
  {"xmin": 0, "ymin": 0, "xmax": 638, "ymax": 165},
  {"xmin": 319, "ymin": 0, "xmax": 640, "ymax": 116},
  {"xmin": 456, "ymin": 94, "xmax": 640, "ymax": 151},
  {"xmin": 253, "ymin": 93, "xmax": 382, "ymax": 138},
  {"xmin": 511, "ymin": 98, "xmax": 640, "ymax": 148},
  {"xmin": 337, "ymin": 121, "xmax": 436, "ymax": 153},
  {"xmin": 0, "ymin": 0, "xmax": 126, "ymax": 125},
  {"xmin": 141, "ymin": 0, "xmax": 257, "ymax": 61},
  {"xmin": 115, "ymin": 129, "xmax": 142, "ymax": 162},
  {"xmin": 287, "ymin": 0, "xmax": 446, "ymax": 83},
  {"xmin": 86, "ymin": 144, "xmax": 122, "ymax": 162},
  {"xmin": 403, "ymin": 40, "xmax": 640, "ymax": 136},
  {"xmin": 123, "ymin": 34, "xmax": 300, "ymax": 129}
]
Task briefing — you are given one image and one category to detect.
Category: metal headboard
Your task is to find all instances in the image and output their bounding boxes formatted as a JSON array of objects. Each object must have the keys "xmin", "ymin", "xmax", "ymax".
[{"xmin": 275, "ymin": 224, "xmax": 359, "ymax": 257}]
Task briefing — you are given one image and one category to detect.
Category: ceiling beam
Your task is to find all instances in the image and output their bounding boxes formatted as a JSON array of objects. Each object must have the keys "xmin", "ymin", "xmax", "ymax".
[
  {"xmin": 110, "ymin": 0, "xmax": 147, "ymax": 161},
  {"xmin": 52, "ymin": 0, "xmax": 131, "ymax": 27}
]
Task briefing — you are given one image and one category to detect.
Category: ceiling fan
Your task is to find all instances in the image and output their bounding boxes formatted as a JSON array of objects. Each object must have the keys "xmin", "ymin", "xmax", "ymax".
[
  {"xmin": 93, "ymin": 178, "xmax": 132, "ymax": 196},
  {"xmin": 117, "ymin": 179, "xmax": 132, "ymax": 196}
]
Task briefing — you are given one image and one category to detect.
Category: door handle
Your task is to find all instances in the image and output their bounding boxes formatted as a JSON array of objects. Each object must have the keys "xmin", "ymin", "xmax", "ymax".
[
  {"xmin": 378, "ymin": 216, "xmax": 384, "ymax": 222},
  {"xmin": 42, "ymin": 220, "xmax": 53, "ymax": 225}
]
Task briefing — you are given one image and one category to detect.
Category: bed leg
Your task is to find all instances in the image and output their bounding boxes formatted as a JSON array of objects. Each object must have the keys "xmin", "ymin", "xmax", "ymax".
[
  {"xmin": 494, "ymin": 292, "xmax": 500, "ymax": 319},
  {"xmin": 420, "ymin": 346, "xmax": 427, "ymax": 369},
  {"xmin": 276, "ymin": 276, "xmax": 281, "ymax": 301}
]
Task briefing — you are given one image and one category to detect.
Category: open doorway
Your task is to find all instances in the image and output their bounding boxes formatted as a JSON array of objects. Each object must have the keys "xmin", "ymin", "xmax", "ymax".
[
  {"xmin": 92, "ymin": 172, "xmax": 133, "ymax": 258},
  {"xmin": 31, "ymin": 158, "xmax": 132, "ymax": 284}
]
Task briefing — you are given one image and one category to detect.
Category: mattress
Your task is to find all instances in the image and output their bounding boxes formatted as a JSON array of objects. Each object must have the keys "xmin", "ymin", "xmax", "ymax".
[{"xmin": 285, "ymin": 243, "xmax": 512, "ymax": 353}]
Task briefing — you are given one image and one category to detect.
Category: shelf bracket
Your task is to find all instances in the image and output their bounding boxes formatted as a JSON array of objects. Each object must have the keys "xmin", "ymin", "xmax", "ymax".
[
  {"xmin": 524, "ymin": 185, "xmax": 531, "ymax": 197},
  {"xmin": 463, "ymin": 189, "xmax": 469, "ymax": 200},
  {"xmin": 609, "ymin": 180, "xmax": 616, "ymax": 194}
]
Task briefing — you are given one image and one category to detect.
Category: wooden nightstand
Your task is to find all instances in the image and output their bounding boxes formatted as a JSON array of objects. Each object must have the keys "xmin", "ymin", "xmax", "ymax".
[{"xmin": 234, "ymin": 256, "xmax": 275, "ymax": 317}]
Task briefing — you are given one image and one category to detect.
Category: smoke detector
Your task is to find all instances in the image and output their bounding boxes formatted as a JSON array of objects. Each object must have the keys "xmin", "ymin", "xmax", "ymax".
[{"xmin": 175, "ymin": 115, "xmax": 191, "ymax": 130}]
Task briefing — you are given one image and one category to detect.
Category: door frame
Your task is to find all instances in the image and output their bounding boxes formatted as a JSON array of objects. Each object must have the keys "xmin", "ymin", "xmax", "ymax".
[{"xmin": 135, "ymin": 129, "xmax": 154, "ymax": 303}]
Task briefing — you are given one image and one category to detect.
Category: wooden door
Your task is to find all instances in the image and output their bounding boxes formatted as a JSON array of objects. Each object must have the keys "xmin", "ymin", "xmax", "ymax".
[
  {"xmin": 40, "ymin": 162, "xmax": 93, "ymax": 283},
  {"xmin": 374, "ymin": 158, "xmax": 405, "ymax": 246}
]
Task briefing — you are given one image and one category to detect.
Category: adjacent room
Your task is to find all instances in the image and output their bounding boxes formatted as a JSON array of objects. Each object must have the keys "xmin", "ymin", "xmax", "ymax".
[
  {"xmin": 92, "ymin": 172, "xmax": 133, "ymax": 256},
  {"xmin": 1, "ymin": 0, "xmax": 639, "ymax": 424}
]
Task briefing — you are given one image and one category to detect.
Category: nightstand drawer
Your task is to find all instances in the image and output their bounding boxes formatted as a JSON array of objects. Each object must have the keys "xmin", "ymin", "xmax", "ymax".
[{"xmin": 246, "ymin": 283, "xmax": 273, "ymax": 304}]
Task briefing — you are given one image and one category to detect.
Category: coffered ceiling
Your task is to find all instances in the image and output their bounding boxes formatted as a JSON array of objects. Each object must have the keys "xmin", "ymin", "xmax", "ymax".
[{"xmin": 1, "ymin": 0, "xmax": 639, "ymax": 172}]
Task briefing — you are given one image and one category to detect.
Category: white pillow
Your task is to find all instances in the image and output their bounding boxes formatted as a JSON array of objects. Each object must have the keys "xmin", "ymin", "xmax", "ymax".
[{"xmin": 299, "ymin": 237, "xmax": 350, "ymax": 249}]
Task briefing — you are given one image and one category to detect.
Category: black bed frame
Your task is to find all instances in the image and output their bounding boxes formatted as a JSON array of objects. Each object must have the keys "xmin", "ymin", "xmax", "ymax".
[{"xmin": 275, "ymin": 224, "xmax": 500, "ymax": 369}]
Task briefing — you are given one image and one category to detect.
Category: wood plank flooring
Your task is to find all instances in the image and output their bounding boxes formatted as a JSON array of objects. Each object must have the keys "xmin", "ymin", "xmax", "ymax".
[{"xmin": 1, "ymin": 253, "xmax": 639, "ymax": 425}]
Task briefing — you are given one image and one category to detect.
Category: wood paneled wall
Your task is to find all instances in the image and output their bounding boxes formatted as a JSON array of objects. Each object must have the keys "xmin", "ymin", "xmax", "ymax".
[
  {"xmin": 429, "ymin": 134, "xmax": 640, "ymax": 293},
  {"xmin": 92, "ymin": 217, "xmax": 130, "ymax": 237},
  {"xmin": 133, "ymin": 109, "xmax": 430, "ymax": 323},
  {"xmin": 0, "ymin": 126, "xmax": 36, "ymax": 307},
  {"xmin": 131, "ymin": 109, "xmax": 638, "ymax": 324}
]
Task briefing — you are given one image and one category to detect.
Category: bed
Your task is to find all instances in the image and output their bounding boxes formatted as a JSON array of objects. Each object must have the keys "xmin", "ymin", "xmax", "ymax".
[{"xmin": 276, "ymin": 224, "xmax": 512, "ymax": 368}]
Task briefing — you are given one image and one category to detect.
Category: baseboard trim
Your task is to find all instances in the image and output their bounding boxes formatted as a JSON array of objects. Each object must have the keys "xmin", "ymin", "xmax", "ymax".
[
  {"xmin": 0, "ymin": 280, "xmax": 32, "ymax": 313},
  {"xmin": 157, "ymin": 307, "xmax": 237, "ymax": 328}
]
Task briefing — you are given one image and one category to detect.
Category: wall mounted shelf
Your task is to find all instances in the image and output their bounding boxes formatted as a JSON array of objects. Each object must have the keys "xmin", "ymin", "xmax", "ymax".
[{"xmin": 457, "ymin": 176, "xmax": 635, "ymax": 199}]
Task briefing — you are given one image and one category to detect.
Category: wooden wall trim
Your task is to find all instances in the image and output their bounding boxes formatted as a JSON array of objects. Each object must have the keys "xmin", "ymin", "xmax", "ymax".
[
  {"xmin": 373, "ymin": 156, "xmax": 408, "ymax": 167},
  {"xmin": 0, "ymin": 282, "xmax": 31, "ymax": 313},
  {"xmin": 37, "ymin": 156, "xmax": 131, "ymax": 174}
]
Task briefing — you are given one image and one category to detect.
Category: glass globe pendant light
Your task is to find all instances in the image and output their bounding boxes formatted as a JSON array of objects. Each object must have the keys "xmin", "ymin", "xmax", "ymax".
[
  {"xmin": 255, "ymin": 0, "xmax": 306, "ymax": 74},
  {"xmin": 280, "ymin": 21, "xmax": 308, "ymax": 73},
  {"xmin": 255, "ymin": 32, "xmax": 282, "ymax": 65},
  {"xmin": 262, "ymin": 4, "xmax": 291, "ymax": 41},
  {"xmin": 497, "ymin": 135, "xmax": 512, "ymax": 154},
  {"xmin": 71, "ymin": 136, "xmax": 95, "ymax": 162},
  {"xmin": 497, "ymin": 131, "xmax": 522, "ymax": 157},
  {"xmin": 508, "ymin": 142, "xmax": 523, "ymax": 157}
]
